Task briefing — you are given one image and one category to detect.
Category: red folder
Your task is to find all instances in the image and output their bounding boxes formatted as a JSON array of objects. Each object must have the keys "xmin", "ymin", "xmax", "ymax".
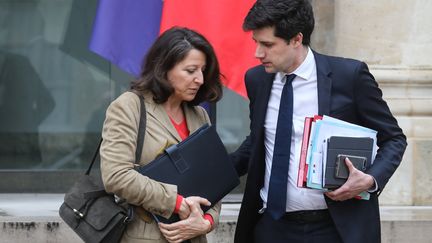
[
  {"xmin": 297, "ymin": 115, "xmax": 322, "ymax": 187},
  {"xmin": 297, "ymin": 117, "xmax": 312, "ymax": 187}
]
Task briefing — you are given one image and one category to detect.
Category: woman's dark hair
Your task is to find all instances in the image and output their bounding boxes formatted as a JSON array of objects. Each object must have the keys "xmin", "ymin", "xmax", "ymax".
[
  {"xmin": 243, "ymin": 0, "xmax": 315, "ymax": 45},
  {"xmin": 131, "ymin": 27, "xmax": 223, "ymax": 106}
]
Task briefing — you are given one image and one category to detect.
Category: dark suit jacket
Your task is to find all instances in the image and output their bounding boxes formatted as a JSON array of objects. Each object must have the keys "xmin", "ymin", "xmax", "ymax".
[{"xmin": 230, "ymin": 51, "xmax": 407, "ymax": 243}]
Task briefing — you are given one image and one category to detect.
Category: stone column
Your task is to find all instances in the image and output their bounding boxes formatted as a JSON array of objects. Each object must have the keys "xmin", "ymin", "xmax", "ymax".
[{"xmin": 311, "ymin": 0, "xmax": 432, "ymax": 205}]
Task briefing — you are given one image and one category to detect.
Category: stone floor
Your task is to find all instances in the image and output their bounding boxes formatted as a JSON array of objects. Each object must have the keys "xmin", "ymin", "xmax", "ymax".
[{"xmin": 1, "ymin": 194, "xmax": 432, "ymax": 243}]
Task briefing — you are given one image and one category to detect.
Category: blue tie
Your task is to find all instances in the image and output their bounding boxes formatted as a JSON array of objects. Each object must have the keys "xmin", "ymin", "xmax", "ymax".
[{"xmin": 267, "ymin": 74, "xmax": 296, "ymax": 220}]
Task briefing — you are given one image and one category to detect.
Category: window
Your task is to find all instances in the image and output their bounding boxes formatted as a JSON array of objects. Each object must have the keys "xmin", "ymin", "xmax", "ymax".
[{"xmin": 0, "ymin": 0, "xmax": 249, "ymax": 195}]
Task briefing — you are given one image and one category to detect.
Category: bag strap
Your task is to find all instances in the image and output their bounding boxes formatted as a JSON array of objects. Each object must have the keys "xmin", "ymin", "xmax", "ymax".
[
  {"xmin": 85, "ymin": 139, "xmax": 102, "ymax": 175},
  {"xmin": 135, "ymin": 94, "xmax": 146, "ymax": 163},
  {"xmin": 85, "ymin": 92, "xmax": 147, "ymax": 175}
]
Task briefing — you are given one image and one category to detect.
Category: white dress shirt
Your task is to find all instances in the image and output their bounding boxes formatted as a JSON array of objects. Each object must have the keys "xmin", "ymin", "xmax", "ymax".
[{"xmin": 260, "ymin": 48, "xmax": 327, "ymax": 212}]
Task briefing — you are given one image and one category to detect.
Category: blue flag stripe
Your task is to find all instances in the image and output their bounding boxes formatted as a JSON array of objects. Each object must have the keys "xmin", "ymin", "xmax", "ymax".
[{"xmin": 89, "ymin": 0, "xmax": 163, "ymax": 76}]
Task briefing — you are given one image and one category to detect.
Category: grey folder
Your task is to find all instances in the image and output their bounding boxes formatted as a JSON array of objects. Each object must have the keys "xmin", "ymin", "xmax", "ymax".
[
  {"xmin": 324, "ymin": 136, "xmax": 373, "ymax": 189},
  {"xmin": 136, "ymin": 124, "xmax": 240, "ymax": 223}
]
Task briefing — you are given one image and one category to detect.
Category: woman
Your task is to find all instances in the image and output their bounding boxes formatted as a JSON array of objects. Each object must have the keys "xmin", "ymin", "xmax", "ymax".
[{"xmin": 100, "ymin": 27, "xmax": 223, "ymax": 243}]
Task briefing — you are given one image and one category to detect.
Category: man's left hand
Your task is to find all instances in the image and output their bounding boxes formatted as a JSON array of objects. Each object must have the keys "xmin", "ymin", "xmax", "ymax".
[{"xmin": 325, "ymin": 157, "xmax": 374, "ymax": 201}]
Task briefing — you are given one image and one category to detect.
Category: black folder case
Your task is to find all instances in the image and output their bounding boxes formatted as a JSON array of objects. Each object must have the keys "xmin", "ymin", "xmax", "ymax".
[
  {"xmin": 324, "ymin": 136, "xmax": 373, "ymax": 189},
  {"xmin": 136, "ymin": 124, "xmax": 240, "ymax": 223}
]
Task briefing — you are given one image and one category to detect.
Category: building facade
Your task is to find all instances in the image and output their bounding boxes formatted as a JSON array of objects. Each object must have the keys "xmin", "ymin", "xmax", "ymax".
[{"xmin": 0, "ymin": 0, "xmax": 431, "ymax": 206}]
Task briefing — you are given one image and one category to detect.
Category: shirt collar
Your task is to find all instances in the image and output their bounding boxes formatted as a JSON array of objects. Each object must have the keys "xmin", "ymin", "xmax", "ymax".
[{"xmin": 276, "ymin": 47, "xmax": 316, "ymax": 82}]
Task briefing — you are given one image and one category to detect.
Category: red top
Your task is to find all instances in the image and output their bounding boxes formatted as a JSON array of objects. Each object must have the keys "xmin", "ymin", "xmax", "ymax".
[{"xmin": 169, "ymin": 116, "xmax": 189, "ymax": 140}]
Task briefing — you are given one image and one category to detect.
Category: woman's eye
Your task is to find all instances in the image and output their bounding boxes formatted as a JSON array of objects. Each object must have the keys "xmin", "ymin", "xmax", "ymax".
[{"xmin": 186, "ymin": 69, "xmax": 195, "ymax": 74}]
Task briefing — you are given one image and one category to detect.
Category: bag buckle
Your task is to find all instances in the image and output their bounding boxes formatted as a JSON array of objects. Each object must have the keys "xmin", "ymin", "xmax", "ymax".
[
  {"xmin": 123, "ymin": 206, "xmax": 134, "ymax": 224},
  {"xmin": 73, "ymin": 208, "xmax": 84, "ymax": 218}
]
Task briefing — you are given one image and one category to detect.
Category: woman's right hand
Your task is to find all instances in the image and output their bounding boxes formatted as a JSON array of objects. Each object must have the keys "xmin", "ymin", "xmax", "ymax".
[
  {"xmin": 177, "ymin": 196, "xmax": 210, "ymax": 219},
  {"xmin": 160, "ymin": 198, "xmax": 212, "ymax": 243}
]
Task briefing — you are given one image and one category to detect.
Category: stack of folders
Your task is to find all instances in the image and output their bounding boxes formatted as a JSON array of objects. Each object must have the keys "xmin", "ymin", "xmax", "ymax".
[{"xmin": 297, "ymin": 115, "xmax": 377, "ymax": 200}]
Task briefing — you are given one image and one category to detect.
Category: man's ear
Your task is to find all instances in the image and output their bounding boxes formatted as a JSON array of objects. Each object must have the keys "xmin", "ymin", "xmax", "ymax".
[{"xmin": 291, "ymin": 32, "xmax": 303, "ymax": 47}]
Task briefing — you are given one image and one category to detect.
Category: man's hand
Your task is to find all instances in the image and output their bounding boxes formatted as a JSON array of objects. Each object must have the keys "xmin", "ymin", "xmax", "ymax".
[
  {"xmin": 159, "ymin": 199, "xmax": 211, "ymax": 243},
  {"xmin": 325, "ymin": 157, "xmax": 374, "ymax": 201}
]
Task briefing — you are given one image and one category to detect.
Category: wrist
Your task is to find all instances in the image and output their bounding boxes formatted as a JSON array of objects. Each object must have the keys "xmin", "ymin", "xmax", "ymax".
[
  {"xmin": 174, "ymin": 194, "xmax": 184, "ymax": 214},
  {"xmin": 367, "ymin": 175, "xmax": 379, "ymax": 193},
  {"xmin": 367, "ymin": 175, "xmax": 374, "ymax": 187},
  {"xmin": 203, "ymin": 214, "xmax": 214, "ymax": 233},
  {"xmin": 203, "ymin": 218, "xmax": 212, "ymax": 233}
]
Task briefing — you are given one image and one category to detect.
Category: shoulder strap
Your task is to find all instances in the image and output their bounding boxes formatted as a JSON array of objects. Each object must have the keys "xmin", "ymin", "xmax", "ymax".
[
  {"xmin": 85, "ymin": 93, "xmax": 147, "ymax": 175},
  {"xmin": 135, "ymin": 94, "xmax": 146, "ymax": 163},
  {"xmin": 85, "ymin": 139, "xmax": 102, "ymax": 175}
]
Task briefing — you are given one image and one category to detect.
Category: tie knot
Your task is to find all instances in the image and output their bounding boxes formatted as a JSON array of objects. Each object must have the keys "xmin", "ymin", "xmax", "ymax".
[{"xmin": 285, "ymin": 74, "xmax": 296, "ymax": 85}]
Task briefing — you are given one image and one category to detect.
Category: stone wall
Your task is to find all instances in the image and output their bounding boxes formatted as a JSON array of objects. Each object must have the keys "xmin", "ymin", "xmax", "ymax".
[{"xmin": 311, "ymin": 0, "xmax": 432, "ymax": 205}]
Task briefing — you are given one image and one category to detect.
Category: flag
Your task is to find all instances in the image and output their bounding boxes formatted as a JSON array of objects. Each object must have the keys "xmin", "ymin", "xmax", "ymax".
[
  {"xmin": 90, "ymin": 0, "xmax": 258, "ymax": 98},
  {"xmin": 160, "ymin": 0, "xmax": 258, "ymax": 98},
  {"xmin": 89, "ymin": 0, "xmax": 163, "ymax": 76}
]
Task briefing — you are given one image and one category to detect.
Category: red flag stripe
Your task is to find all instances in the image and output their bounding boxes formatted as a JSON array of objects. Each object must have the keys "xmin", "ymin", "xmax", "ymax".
[{"xmin": 160, "ymin": 0, "xmax": 259, "ymax": 98}]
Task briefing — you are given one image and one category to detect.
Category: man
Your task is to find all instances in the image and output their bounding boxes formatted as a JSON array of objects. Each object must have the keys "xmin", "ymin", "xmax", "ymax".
[{"xmin": 230, "ymin": 0, "xmax": 407, "ymax": 242}]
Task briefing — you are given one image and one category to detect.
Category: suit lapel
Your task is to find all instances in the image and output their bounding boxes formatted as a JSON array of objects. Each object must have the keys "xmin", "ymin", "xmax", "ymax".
[
  {"xmin": 254, "ymin": 71, "xmax": 276, "ymax": 132},
  {"xmin": 314, "ymin": 51, "xmax": 332, "ymax": 116}
]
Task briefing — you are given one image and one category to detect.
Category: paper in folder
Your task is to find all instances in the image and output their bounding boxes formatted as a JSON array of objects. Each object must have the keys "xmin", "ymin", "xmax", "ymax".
[{"xmin": 136, "ymin": 124, "xmax": 240, "ymax": 223}]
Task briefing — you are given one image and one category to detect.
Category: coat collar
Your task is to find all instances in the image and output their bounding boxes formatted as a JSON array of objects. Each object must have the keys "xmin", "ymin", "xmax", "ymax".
[{"xmin": 143, "ymin": 92, "xmax": 203, "ymax": 143}]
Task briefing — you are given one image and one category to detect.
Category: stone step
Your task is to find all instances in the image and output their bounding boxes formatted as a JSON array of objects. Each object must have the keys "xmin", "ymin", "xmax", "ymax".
[{"xmin": 1, "ymin": 194, "xmax": 431, "ymax": 243}]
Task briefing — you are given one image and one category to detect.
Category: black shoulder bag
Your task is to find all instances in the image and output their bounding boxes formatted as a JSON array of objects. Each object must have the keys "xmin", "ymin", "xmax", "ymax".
[{"xmin": 59, "ymin": 94, "xmax": 146, "ymax": 243}]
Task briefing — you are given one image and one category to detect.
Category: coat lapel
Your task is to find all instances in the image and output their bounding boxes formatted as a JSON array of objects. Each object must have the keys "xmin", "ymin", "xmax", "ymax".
[
  {"xmin": 144, "ymin": 94, "xmax": 182, "ymax": 143},
  {"xmin": 183, "ymin": 103, "xmax": 205, "ymax": 134},
  {"xmin": 314, "ymin": 51, "xmax": 332, "ymax": 116}
]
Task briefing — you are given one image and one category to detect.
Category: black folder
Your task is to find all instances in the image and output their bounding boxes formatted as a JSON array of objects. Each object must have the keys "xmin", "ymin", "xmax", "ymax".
[
  {"xmin": 324, "ymin": 136, "xmax": 373, "ymax": 189},
  {"xmin": 136, "ymin": 124, "xmax": 240, "ymax": 223}
]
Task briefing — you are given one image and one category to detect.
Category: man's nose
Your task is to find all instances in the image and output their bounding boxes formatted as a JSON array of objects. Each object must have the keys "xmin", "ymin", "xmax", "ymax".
[{"xmin": 255, "ymin": 45, "xmax": 264, "ymax": 59}]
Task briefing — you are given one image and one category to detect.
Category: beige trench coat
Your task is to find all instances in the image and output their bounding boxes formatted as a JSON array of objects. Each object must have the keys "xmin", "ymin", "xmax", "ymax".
[{"xmin": 100, "ymin": 92, "xmax": 221, "ymax": 243}]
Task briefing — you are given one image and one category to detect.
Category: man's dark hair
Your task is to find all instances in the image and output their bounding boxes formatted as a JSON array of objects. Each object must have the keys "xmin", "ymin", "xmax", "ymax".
[
  {"xmin": 131, "ymin": 27, "xmax": 223, "ymax": 105},
  {"xmin": 243, "ymin": 0, "xmax": 315, "ymax": 45}
]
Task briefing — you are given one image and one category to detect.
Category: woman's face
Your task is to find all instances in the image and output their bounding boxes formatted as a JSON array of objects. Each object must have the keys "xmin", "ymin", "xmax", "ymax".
[{"xmin": 167, "ymin": 48, "xmax": 206, "ymax": 103}]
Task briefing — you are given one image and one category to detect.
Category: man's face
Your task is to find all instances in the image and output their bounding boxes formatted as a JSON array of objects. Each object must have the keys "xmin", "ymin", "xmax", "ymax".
[{"xmin": 252, "ymin": 26, "xmax": 296, "ymax": 74}]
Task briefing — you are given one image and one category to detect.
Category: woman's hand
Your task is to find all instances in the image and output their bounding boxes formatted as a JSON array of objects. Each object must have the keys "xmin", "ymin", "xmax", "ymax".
[
  {"xmin": 177, "ymin": 196, "xmax": 210, "ymax": 220},
  {"xmin": 159, "ymin": 199, "xmax": 212, "ymax": 243}
]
